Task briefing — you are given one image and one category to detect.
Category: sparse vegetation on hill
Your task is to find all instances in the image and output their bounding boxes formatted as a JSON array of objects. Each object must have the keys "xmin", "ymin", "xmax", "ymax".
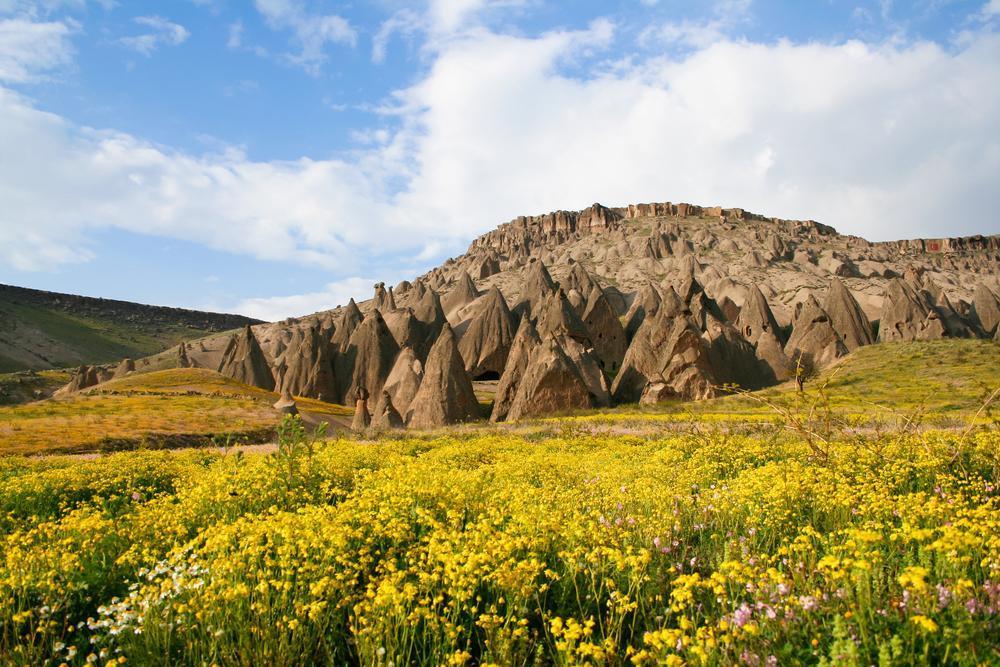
[
  {"xmin": 0, "ymin": 368, "xmax": 350, "ymax": 456},
  {"xmin": 0, "ymin": 284, "xmax": 260, "ymax": 373}
]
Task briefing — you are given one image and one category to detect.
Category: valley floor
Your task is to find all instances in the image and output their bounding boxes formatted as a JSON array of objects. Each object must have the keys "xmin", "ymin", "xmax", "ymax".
[{"xmin": 0, "ymin": 340, "xmax": 997, "ymax": 664}]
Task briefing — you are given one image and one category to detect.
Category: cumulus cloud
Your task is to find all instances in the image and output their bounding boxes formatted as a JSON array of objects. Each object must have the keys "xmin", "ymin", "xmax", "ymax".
[
  {"xmin": 2, "ymin": 16, "xmax": 1000, "ymax": 317},
  {"xmin": 0, "ymin": 18, "xmax": 74, "ymax": 81},
  {"xmin": 119, "ymin": 15, "xmax": 189, "ymax": 56},
  {"xmin": 252, "ymin": 0, "xmax": 355, "ymax": 73},
  {"xmin": 232, "ymin": 277, "xmax": 380, "ymax": 321}
]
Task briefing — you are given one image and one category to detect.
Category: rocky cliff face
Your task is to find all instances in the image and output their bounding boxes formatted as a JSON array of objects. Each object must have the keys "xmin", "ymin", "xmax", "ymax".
[{"xmin": 53, "ymin": 198, "xmax": 999, "ymax": 427}]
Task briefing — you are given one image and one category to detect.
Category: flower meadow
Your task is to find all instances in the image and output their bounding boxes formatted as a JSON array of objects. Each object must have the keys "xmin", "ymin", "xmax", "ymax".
[{"xmin": 1, "ymin": 418, "xmax": 998, "ymax": 665}]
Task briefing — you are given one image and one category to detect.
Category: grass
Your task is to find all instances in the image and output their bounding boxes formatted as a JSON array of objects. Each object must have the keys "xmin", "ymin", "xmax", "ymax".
[
  {"xmin": 0, "ymin": 371, "xmax": 70, "ymax": 406},
  {"xmin": 564, "ymin": 340, "xmax": 999, "ymax": 431},
  {"xmin": 0, "ymin": 368, "xmax": 351, "ymax": 456},
  {"xmin": 0, "ymin": 296, "xmax": 234, "ymax": 373}
]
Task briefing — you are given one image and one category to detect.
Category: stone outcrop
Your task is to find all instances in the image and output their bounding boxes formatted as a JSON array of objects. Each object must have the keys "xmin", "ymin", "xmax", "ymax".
[
  {"xmin": 407, "ymin": 324, "xmax": 481, "ymax": 428},
  {"xmin": 506, "ymin": 338, "xmax": 595, "ymax": 421},
  {"xmin": 410, "ymin": 285, "xmax": 448, "ymax": 359},
  {"xmin": 273, "ymin": 389, "xmax": 298, "ymax": 416},
  {"xmin": 383, "ymin": 346, "xmax": 423, "ymax": 416},
  {"xmin": 703, "ymin": 312, "xmax": 770, "ymax": 390},
  {"xmin": 442, "ymin": 273, "xmax": 480, "ymax": 319},
  {"xmin": 624, "ymin": 283, "xmax": 661, "ymax": 340},
  {"xmin": 558, "ymin": 336, "xmax": 611, "ymax": 407},
  {"xmin": 218, "ymin": 324, "xmax": 275, "ymax": 391},
  {"xmin": 177, "ymin": 343, "xmax": 191, "ymax": 368},
  {"xmin": 371, "ymin": 391, "xmax": 405, "ymax": 429},
  {"xmin": 735, "ymin": 285, "xmax": 793, "ymax": 382},
  {"xmin": 972, "ymin": 284, "xmax": 1000, "ymax": 336},
  {"xmin": 491, "ymin": 316, "xmax": 542, "ymax": 422},
  {"xmin": 331, "ymin": 299, "xmax": 363, "ymax": 353},
  {"xmin": 535, "ymin": 289, "xmax": 592, "ymax": 345},
  {"xmin": 581, "ymin": 285, "xmax": 627, "ymax": 372},
  {"xmin": 612, "ymin": 313, "xmax": 717, "ymax": 404},
  {"xmin": 276, "ymin": 325, "xmax": 336, "ymax": 401},
  {"xmin": 786, "ymin": 296, "xmax": 848, "ymax": 369},
  {"xmin": 66, "ymin": 365, "xmax": 102, "ymax": 393},
  {"xmin": 514, "ymin": 260, "xmax": 557, "ymax": 317},
  {"xmin": 457, "ymin": 287, "xmax": 516, "ymax": 379},
  {"xmin": 351, "ymin": 387, "xmax": 371, "ymax": 431},
  {"xmin": 112, "ymin": 357, "xmax": 135, "ymax": 380},
  {"xmin": 823, "ymin": 278, "xmax": 874, "ymax": 351},
  {"xmin": 373, "ymin": 282, "xmax": 396, "ymax": 312},
  {"xmin": 335, "ymin": 310, "xmax": 400, "ymax": 404},
  {"xmin": 562, "ymin": 263, "xmax": 601, "ymax": 300},
  {"xmin": 877, "ymin": 279, "xmax": 945, "ymax": 342}
]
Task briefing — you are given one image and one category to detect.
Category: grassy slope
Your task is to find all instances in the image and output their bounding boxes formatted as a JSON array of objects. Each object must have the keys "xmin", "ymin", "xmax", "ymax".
[
  {"xmin": 0, "ymin": 289, "xmax": 254, "ymax": 373},
  {"xmin": 0, "ymin": 370, "xmax": 70, "ymax": 406},
  {"xmin": 0, "ymin": 340, "xmax": 994, "ymax": 457},
  {"xmin": 0, "ymin": 368, "xmax": 351, "ymax": 456},
  {"xmin": 541, "ymin": 339, "xmax": 1000, "ymax": 431}
]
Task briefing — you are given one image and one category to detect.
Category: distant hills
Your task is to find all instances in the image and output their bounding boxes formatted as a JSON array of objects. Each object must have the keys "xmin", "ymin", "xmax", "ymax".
[{"xmin": 0, "ymin": 283, "xmax": 261, "ymax": 372}]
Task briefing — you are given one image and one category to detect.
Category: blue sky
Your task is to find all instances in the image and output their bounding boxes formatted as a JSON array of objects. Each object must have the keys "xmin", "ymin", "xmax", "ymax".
[{"xmin": 0, "ymin": 0, "xmax": 998, "ymax": 319}]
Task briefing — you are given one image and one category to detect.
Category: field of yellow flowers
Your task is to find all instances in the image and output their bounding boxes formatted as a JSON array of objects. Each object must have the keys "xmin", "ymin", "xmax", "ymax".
[{"xmin": 2, "ymin": 405, "xmax": 998, "ymax": 665}]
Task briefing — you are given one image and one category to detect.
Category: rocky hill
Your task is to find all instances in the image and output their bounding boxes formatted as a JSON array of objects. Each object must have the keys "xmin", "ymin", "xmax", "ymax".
[
  {"xmin": 55, "ymin": 200, "xmax": 1000, "ymax": 426},
  {"xmin": 0, "ymin": 283, "xmax": 262, "ymax": 373}
]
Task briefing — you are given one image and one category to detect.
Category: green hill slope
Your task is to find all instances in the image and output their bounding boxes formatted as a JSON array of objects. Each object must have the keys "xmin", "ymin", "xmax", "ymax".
[{"xmin": 0, "ymin": 284, "xmax": 261, "ymax": 372}]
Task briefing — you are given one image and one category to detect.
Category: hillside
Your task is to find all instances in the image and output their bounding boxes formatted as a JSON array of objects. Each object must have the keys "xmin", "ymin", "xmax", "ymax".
[
  {"xmin": 41, "ymin": 199, "xmax": 999, "ymax": 430},
  {"xmin": 0, "ymin": 367, "xmax": 352, "ymax": 456},
  {"xmin": 0, "ymin": 284, "xmax": 261, "ymax": 373}
]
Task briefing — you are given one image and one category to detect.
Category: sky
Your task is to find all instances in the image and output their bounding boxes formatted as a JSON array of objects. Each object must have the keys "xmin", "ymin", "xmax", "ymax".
[{"xmin": 0, "ymin": 0, "xmax": 998, "ymax": 320}]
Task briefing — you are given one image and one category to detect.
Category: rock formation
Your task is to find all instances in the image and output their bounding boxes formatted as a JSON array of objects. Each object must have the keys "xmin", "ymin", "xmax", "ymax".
[
  {"xmin": 734, "ymin": 285, "xmax": 793, "ymax": 382},
  {"xmin": 972, "ymin": 284, "xmax": 1000, "ymax": 336},
  {"xmin": 506, "ymin": 337, "xmax": 595, "ymax": 421},
  {"xmin": 331, "ymin": 299, "xmax": 363, "ymax": 353},
  {"xmin": 581, "ymin": 285, "xmax": 627, "ymax": 372},
  {"xmin": 371, "ymin": 391, "xmax": 405, "ymax": 429},
  {"xmin": 276, "ymin": 325, "xmax": 336, "ymax": 401},
  {"xmin": 823, "ymin": 278, "xmax": 874, "ymax": 352},
  {"xmin": 457, "ymin": 286, "xmax": 516, "ymax": 379},
  {"xmin": 878, "ymin": 278, "xmax": 945, "ymax": 342},
  {"xmin": 407, "ymin": 324, "xmax": 481, "ymax": 428},
  {"xmin": 336, "ymin": 310, "xmax": 400, "ymax": 405},
  {"xmin": 612, "ymin": 313, "xmax": 717, "ymax": 404},
  {"xmin": 623, "ymin": 283, "xmax": 661, "ymax": 340},
  {"xmin": 491, "ymin": 316, "xmax": 542, "ymax": 422},
  {"xmin": 177, "ymin": 343, "xmax": 191, "ymax": 368},
  {"xmin": 409, "ymin": 286, "xmax": 448, "ymax": 358},
  {"xmin": 382, "ymin": 346, "xmax": 423, "ymax": 416},
  {"xmin": 273, "ymin": 390, "xmax": 298, "ymax": 416},
  {"xmin": 218, "ymin": 324, "xmax": 275, "ymax": 391},
  {"xmin": 535, "ymin": 288, "xmax": 592, "ymax": 345},
  {"xmin": 442, "ymin": 272, "xmax": 480, "ymax": 319},
  {"xmin": 514, "ymin": 260, "xmax": 557, "ymax": 318},
  {"xmin": 786, "ymin": 296, "xmax": 848, "ymax": 369},
  {"xmin": 112, "ymin": 357, "xmax": 135, "ymax": 380},
  {"xmin": 373, "ymin": 282, "xmax": 396, "ymax": 312},
  {"xmin": 351, "ymin": 386, "xmax": 371, "ymax": 431}
]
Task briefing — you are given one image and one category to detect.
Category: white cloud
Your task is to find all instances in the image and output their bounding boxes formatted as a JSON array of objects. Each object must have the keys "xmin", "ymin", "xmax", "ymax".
[
  {"xmin": 119, "ymin": 15, "xmax": 189, "ymax": 56},
  {"xmin": 0, "ymin": 18, "xmax": 73, "ymax": 81},
  {"xmin": 253, "ymin": 0, "xmax": 355, "ymax": 73},
  {"xmin": 226, "ymin": 20, "xmax": 242, "ymax": 49},
  {"xmin": 373, "ymin": 0, "xmax": 530, "ymax": 62},
  {"xmin": 2, "ymin": 20, "xmax": 1000, "ymax": 319},
  {"xmin": 233, "ymin": 277, "xmax": 379, "ymax": 320},
  {"xmin": 641, "ymin": 0, "xmax": 751, "ymax": 49}
]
